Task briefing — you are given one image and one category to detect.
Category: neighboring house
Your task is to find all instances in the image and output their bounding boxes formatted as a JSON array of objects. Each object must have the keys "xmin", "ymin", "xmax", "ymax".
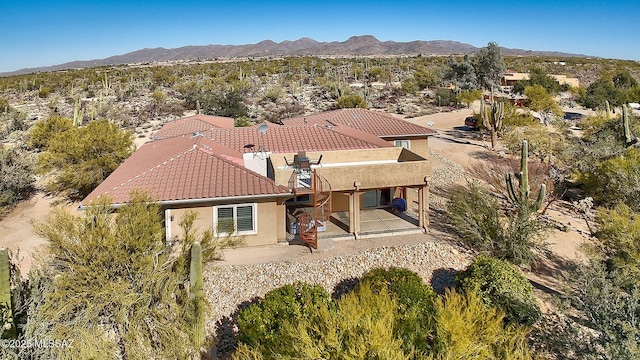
[
  {"xmin": 501, "ymin": 70, "xmax": 580, "ymax": 88},
  {"xmin": 81, "ymin": 109, "xmax": 437, "ymax": 249}
]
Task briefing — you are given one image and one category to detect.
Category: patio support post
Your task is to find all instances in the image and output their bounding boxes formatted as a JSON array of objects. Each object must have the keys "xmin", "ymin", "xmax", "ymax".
[
  {"xmin": 418, "ymin": 185, "xmax": 429, "ymax": 231},
  {"xmin": 349, "ymin": 191, "xmax": 362, "ymax": 238}
]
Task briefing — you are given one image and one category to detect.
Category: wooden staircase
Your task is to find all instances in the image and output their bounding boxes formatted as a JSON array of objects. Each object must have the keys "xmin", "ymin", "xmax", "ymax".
[{"xmin": 289, "ymin": 169, "xmax": 331, "ymax": 250}]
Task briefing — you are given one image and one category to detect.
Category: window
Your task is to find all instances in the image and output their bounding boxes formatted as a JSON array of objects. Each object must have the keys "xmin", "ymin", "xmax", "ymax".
[
  {"xmin": 394, "ymin": 140, "xmax": 410, "ymax": 149},
  {"xmin": 363, "ymin": 189, "xmax": 392, "ymax": 208},
  {"xmin": 286, "ymin": 194, "xmax": 311, "ymax": 204},
  {"xmin": 214, "ymin": 204, "xmax": 257, "ymax": 235}
]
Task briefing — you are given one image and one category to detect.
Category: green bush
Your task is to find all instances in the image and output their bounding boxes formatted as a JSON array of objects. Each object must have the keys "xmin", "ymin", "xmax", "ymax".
[
  {"xmin": 580, "ymin": 147, "xmax": 640, "ymax": 211},
  {"xmin": 37, "ymin": 119, "xmax": 134, "ymax": 198},
  {"xmin": 337, "ymin": 94, "xmax": 367, "ymax": 109},
  {"xmin": 27, "ymin": 116, "xmax": 73, "ymax": 150},
  {"xmin": 269, "ymin": 283, "xmax": 407, "ymax": 360},
  {"xmin": 432, "ymin": 289, "xmax": 532, "ymax": 359},
  {"xmin": 456, "ymin": 255, "xmax": 541, "ymax": 326},
  {"xmin": 236, "ymin": 282, "xmax": 333, "ymax": 353},
  {"xmin": 596, "ymin": 203, "xmax": 640, "ymax": 287},
  {"xmin": 0, "ymin": 147, "xmax": 35, "ymax": 212},
  {"xmin": 359, "ymin": 267, "xmax": 437, "ymax": 354}
]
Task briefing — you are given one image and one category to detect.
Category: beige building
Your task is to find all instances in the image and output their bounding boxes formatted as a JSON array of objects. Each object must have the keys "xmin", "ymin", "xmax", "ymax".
[
  {"xmin": 82, "ymin": 109, "xmax": 436, "ymax": 250},
  {"xmin": 502, "ymin": 70, "xmax": 580, "ymax": 88}
]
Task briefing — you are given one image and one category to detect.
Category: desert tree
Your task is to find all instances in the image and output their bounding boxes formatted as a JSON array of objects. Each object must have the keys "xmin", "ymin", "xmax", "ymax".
[
  {"xmin": 456, "ymin": 89, "xmax": 482, "ymax": 108},
  {"xmin": 475, "ymin": 42, "xmax": 506, "ymax": 92},
  {"xmin": 445, "ymin": 55, "xmax": 479, "ymax": 91},
  {"xmin": 524, "ymin": 84, "xmax": 563, "ymax": 124},
  {"xmin": 36, "ymin": 119, "xmax": 135, "ymax": 199},
  {"xmin": 581, "ymin": 78, "xmax": 624, "ymax": 110},
  {"xmin": 28, "ymin": 193, "xmax": 241, "ymax": 359}
]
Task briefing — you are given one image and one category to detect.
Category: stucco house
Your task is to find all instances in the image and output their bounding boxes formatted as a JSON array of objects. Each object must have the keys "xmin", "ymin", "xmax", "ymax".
[
  {"xmin": 81, "ymin": 109, "xmax": 436, "ymax": 249},
  {"xmin": 501, "ymin": 70, "xmax": 580, "ymax": 88}
]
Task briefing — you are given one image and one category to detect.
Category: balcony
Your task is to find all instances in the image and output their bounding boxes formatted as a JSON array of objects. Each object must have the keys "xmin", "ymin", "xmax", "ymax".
[{"xmin": 274, "ymin": 147, "xmax": 431, "ymax": 192}]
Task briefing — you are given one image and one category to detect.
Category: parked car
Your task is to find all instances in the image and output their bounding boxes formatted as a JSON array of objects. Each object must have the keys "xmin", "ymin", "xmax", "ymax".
[
  {"xmin": 465, "ymin": 116, "xmax": 479, "ymax": 130},
  {"xmin": 563, "ymin": 112, "xmax": 586, "ymax": 121}
]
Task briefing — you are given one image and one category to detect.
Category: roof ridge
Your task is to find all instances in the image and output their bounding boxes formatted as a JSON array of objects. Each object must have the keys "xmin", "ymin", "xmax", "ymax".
[
  {"xmin": 325, "ymin": 124, "xmax": 390, "ymax": 148},
  {"xmin": 98, "ymin": 142, "xmax": 198, "ymax": 198},
  {"xmin": 195, "ymin": 142, "xmax": 288, "ymax": 192}
]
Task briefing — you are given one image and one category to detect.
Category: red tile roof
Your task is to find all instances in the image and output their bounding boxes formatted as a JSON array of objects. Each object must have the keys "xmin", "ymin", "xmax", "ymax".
[
  {"xmin": 82, "ymin": 135, "xmax": 289, "ymax": 206},
  {"xmin": 281, "ymin": 108, "xmax": 437, "ymax": 137},
  {"xmin": 152, "ymin": 114, "xmax": 234, "ymax": 139},
  {"xmin": 204, "ymin": 124, "xmax": 391, "ymax": 154}
]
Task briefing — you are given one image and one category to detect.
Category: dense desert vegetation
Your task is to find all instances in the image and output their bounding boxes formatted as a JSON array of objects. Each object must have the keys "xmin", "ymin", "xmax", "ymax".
[{"xmin": 2, "ymin": 43, "xmax": 640, "ymax": 358}]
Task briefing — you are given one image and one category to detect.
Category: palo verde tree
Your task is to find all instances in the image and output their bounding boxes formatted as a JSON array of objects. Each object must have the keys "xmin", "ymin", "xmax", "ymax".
[
  {"xmin": 524, "ymin": 84, "xmax": 563, "ymax": 124},
  {"xmin": 36, "ymin": 119, "xmax": 135, "ymax": 199},
  {"xmin": 28, "ymin": 193, "xmax": 241, "ymax": 360}
]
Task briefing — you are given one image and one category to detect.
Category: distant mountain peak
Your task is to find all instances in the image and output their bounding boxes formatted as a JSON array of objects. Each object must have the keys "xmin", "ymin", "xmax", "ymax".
[{"xmin": 0, "ymin": 35, "xmax": 589, "ymax": 77}]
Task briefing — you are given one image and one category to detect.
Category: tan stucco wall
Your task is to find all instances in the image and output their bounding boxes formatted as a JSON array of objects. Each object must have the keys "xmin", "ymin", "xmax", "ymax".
[
  {"xmin": 383, "ymin": 137, "xmax": 430, "ymax": 159},
  {"xmin": 503, "ymin": 72, "xmax": 579, "ymax": 88},
  {"xmin": 272, "ymin": 148, "xmax": 431, "ymax": 192},
  {"xmin": 332, "ymin": 192, "xmax": 350, "ymax": 212},
  {"xmin": 167, "ymin": 207, "xmax": 213, "ymax": 241},
  {"xmin": 165, "ymin": 199, "xmax": 286, "ymax": 247}
]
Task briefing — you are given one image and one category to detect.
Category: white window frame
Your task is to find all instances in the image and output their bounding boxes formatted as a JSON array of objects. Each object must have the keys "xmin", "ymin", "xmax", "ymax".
[
  {"xmin": 394, "ymin": 139, "xmax": 410, "ymax": 149},
  {"xmin": 213, "ymin": 203, "xmax": 257, "ymax": 236}
]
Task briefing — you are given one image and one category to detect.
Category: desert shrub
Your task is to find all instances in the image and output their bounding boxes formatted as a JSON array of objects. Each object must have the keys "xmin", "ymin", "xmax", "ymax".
[
  {"xmin": 580, "ymin": 78, "xmax": 624, "ymax": 109},
  {"xmin": 236, "ymin": 282, "xmax": 333, "ymax": 353},
  {"xmin": 359, "ymin": 267, "xmax": 437, "ymax": 354},
  {"xmin": 537, "ymin": 261, "xmax": 640, "ymax": 360},
  {"xmin": 431, "ymin": 289, "xmax": 532, "ymax": 359},
  {"xmin": 447, "ymin": 181, "xmax": 548, "ymax": 267},
  {"xmin": 502, "ymin": 123, "xmax": 568, "ymax": 163},
  {"xmin": 456, "ymin": 90, "xmax": 482, "ymax": 108},
  {"xmin": 595, "ymin": 203, "xmax": 640, "ymax": 286},
  {"xmin": 254, "ymin": 283, "xmax": 407, "ymax": 360},
  {"xmin": 456, "ymin": 255, "xmax": 540, "ymax": 326},
  {"xmin": 434, "ymin": 88, "xmax": 457, "ymax": 107},
  {"xmin": 0, "ymin": 98, "xmax": 9, "ymax": 112},
  {"xmin": 447, "ymin": 181, "xmax": 504, "ymax": 250},
  {"xmin": 578, "ymin": 147, "xmax": 640, "ymax": 211},
  {"xmin": 37, "ymin": 119, "xmax": 134, "ymax": 198},
  {"xmin": 337, "ymin": 94, "xmax": 367, "ymax": 108},
  {"xmin": 0, "ymin": 147, "xmax": 35, "ymax": 212},
  {"xmin": 27, "ymin": 116, "xmax": 74, "ymax": 151},
  {"xmin": 569, "ymin": 111, "xmax": 640, "ymax": 177},
  {"xmin": 262, "ymin": 86, "xmax": 283, "ymax": 103},
  {"xmin": 26, "ymin": 194, "xmax": 222, "ymax": 359}
]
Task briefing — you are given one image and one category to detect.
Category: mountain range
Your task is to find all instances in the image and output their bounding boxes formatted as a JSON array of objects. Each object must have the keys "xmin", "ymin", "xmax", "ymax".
[{"xmin": 2, "ymin": 35, "xmax": 588, "ymax": 76}]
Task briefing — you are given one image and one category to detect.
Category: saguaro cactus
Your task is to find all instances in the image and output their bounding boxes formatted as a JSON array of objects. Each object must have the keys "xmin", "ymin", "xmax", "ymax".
[
  {"xmin": 189, "ymin": 242, "xmax": 205, "ymax": 351},
  {"xmin": 622, "ymin": 104, "xmax": 636, "ymax": 146},
  {"xmin": 73, "ymin": 99, "xmax": 84, "ymax": 126},
  {"xmin": 481, "ymin": 99, "xmax": 504, "ymax": 150},
  {"xmin": 0, "ymin": 248, "xmax": 15, "ymax": 339},
  {"xmin": 506, "ymin": 140, "xmax": 546, "ymax": 211}
]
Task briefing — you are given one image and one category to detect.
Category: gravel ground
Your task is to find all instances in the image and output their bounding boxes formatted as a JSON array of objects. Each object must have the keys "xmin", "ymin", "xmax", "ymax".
[{"xmin": 204, "ymin": 240, "xmax": 473, "ymax": 352}]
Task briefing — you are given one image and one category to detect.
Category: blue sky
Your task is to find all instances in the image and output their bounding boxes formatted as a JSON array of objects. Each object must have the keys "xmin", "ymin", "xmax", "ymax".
[{"xmin": 1, "ymin": 0, "xmax": 638, "ymax": 73}]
